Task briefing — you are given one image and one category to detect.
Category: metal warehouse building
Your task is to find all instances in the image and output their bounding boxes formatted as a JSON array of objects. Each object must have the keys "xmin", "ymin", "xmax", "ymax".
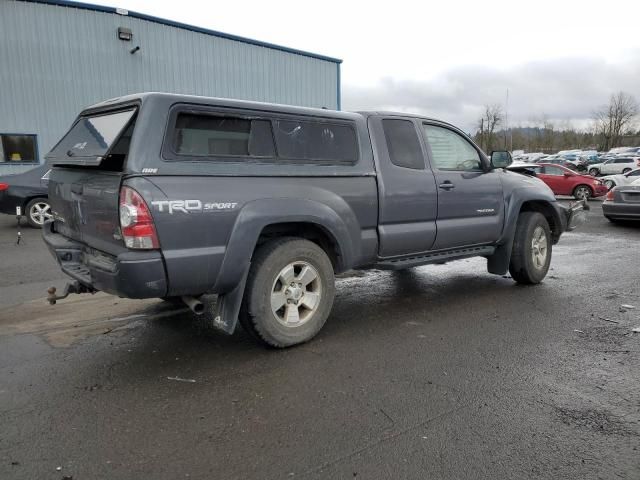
[{"xmin": 0, "ymin": 0, "xmax": 342, "ymax": 175}]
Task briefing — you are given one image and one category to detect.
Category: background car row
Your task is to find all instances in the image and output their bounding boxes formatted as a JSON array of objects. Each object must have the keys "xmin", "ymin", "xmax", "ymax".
[
  {"xmin": 0, "ymin": 164, "xmax": 51, "ymax": 228},
  {"xmin": 507, "ymin": 163, "xmax": 607, "ymax": 200}
]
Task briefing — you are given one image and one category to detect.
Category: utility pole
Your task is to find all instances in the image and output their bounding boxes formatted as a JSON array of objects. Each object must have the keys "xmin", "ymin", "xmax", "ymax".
[{"xmin": 505, "ymin": 88, "xmax": 509, "ymax": 150}]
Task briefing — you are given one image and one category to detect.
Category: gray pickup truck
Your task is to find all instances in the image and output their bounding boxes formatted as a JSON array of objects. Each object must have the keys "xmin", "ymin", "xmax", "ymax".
[{"xmin": 43, "ymin": 93, "xmax": 585, "ymax": 347}]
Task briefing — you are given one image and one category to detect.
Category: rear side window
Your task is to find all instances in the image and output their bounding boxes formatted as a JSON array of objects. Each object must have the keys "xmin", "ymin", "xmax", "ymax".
[
  {"xmin": 173, "ymin": 114, "xmax": 275, "ymax": 158},
  {"xmin": 382, "ymin": 119, "xmax": 424, "ymax": 169},
  {"xmin": 273, "ymin": 120, "xmax": 358, "ymax": 163}
]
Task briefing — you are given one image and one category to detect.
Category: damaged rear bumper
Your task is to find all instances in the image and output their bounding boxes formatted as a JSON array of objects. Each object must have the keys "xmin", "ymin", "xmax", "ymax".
[{"xmin": 42, "ymin": 221, "xmax": 167, "ymax": 299}]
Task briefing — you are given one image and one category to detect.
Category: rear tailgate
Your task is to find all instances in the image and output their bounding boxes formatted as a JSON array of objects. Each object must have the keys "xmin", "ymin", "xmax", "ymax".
[
  {"xmin": 48, "ymin": 168, "xmax": 124, "ymax": 255},
  {"xmin": 46, "ymin": 106, "xmax": 137, "ymax": 255}
]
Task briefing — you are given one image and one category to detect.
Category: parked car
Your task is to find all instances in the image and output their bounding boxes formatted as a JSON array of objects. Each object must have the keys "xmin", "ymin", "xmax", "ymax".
[
  {"xmin": 508, "ymin": 163, "xmax": 607, "ymax": 200},
  {"xmin": 603, "ymin": 178, "xmax": 640, "ymax": 223},
  {"xmin": 611, "ymin": 147, "xmax": 640, "ymax": 156},
  {"xmin": 0, "ymin": 164, "xmax": 51, "ymax": 228},
  {"xmin": 588, "ymin": 157, "xmax": 640, "ymax": 176},
  {"xmin": 543, "ymin": 157, "xmax": 581, "ymax": 171},
  {"xmin": 601, "ymin": 168, "xmax": 640, "ymax": 189},
  {"xmin": 43, "ymin": 93, "xmax": 586, "ymax": 347}
]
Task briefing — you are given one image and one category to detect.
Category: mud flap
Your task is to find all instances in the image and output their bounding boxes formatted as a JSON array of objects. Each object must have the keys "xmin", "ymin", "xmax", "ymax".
[
  {"xmin": 210, "ymin": 266, "xmax": 249, "ymax": 335},
  {"xmin": 486, "ymin": 242, "xmax": 513, "ymax": 275}
]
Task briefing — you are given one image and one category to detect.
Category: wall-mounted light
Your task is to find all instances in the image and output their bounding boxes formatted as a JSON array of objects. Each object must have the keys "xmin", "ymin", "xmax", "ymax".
[{"xmin": 117, "ymin": 27, "xmax": 133, "ymax": 41}]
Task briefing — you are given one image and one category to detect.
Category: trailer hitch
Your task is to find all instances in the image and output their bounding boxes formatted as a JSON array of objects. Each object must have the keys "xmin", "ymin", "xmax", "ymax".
[{"xmin": 47, "ymin": 281, "xmax": 95, "ymax": 305}]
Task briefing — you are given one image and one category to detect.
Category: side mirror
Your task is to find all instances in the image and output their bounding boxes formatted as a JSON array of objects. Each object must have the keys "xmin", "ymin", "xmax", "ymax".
[
  {"xmin": 490, "ymin": 150, "xmax": 512, "ymax": 169},
  {"xmin": 564, "ymin": 172, "xmax": 573, "ymax": 177}
]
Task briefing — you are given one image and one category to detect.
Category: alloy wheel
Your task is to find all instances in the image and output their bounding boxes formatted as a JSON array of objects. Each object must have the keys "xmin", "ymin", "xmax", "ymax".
[
  {"xmin": 29, "ymin": 201, "xmax": 52, "ymax": 226},
  {"xmin": 270, "ymin": 261, "xmax": 322, "ymax": 327},
  {"xmin": 531, "ymin": 226, "xmax": 548, "ymax": 270},
  {"xmin": 575, "ymin": 186, "xmax": 591, "ymax": 200}
]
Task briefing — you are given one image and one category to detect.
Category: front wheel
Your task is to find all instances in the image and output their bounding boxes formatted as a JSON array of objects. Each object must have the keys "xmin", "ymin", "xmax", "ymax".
[
  {"xmin": 604, "ymin": 180, "xmax": 615, "ymax": 190},
  {"xmin": 573, "ymin": 185, "xmax": 593, "ymax": 200},
  {"xmin": 25, "ymin": 197, "xmax": 52, "ymax": 228},
  {"xmin": 509, "ymin": 212, "xmax": 552, "ymax": 284},
  {"xmin": 239, "ymin": 238, "xmax": 335, "ymax": 348}
]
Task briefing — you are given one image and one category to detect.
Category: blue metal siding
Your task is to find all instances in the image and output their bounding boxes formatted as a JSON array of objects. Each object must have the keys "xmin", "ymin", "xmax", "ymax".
[{"xmin": 0, "ymin": 0, "xmax": 340, "ymax": 174}]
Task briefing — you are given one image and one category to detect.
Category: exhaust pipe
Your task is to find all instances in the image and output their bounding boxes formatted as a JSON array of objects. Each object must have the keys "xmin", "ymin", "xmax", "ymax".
[{"xmin": 181, "ymin": 296, "xmax": 204, "ymax": 315}]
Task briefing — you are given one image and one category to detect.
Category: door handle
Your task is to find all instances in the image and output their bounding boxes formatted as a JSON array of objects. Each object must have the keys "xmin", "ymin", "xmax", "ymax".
[{"xmin": 438, "ymin": 181, "xmax": 455, "ymax": 190}]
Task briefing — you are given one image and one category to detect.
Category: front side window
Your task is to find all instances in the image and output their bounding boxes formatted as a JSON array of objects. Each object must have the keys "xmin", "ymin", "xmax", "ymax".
[
  {"xmin": 543, "ymin": 166, "xmax": 565, "ymax": 176},
  {"xmin": 423, "ymin": 125, "xmax": 482, "ymax": 171},
  {"xmin": 0, "ymin": 134, "xmax": 38, "ymax": 163},
  {"xmin": 273, "ymin": 119, "xmax": 358, "ymax": 163},
  {"xmin": 382, "ymin": 119, "xmax": 424, "ymax": 169},
  {"xmin": 173, "ymin": 114, "xmax": 275, "ymax": 158}
]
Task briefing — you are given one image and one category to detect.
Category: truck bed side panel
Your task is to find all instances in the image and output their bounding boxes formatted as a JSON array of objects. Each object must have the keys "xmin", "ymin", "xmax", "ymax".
[{"xmin": 140, "ymin": 175, "xmax": 378, "ymax": 297}]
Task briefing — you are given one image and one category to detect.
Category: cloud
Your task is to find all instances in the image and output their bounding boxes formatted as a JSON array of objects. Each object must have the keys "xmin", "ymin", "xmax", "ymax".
[{"xmin": 342, "ymin": 51, "xmax": 640, "ymax": 133}]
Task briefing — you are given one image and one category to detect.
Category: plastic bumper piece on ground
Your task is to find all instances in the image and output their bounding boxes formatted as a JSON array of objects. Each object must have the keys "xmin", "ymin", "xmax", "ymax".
[{"xmin": 565, "ymin": 199, "xmax": 589, "ymax": 231}]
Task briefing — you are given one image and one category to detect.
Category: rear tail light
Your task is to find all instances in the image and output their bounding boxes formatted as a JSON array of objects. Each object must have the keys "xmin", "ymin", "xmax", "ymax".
[
  {"xmin": 119, "ymin": 186, "xmax": 159, "ymax": 249},
  {"xmin": 605, "ymin": 190, "xmax": 615, "ymax": 201},
  {"xmin": 0, "ymin": 183, "xmax": 8, "ymax": 191}
]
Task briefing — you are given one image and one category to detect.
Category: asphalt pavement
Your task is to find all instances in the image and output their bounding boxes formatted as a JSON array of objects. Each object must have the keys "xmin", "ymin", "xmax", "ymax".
[{"xmin": 0, "ymin": 201, "xmax": 639, "ymax": 480}]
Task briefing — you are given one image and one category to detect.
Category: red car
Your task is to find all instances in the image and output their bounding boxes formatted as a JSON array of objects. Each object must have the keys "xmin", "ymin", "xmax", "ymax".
[{"xmin": 508, "ymin": 163, "xmax": 608, "ymax": 200}]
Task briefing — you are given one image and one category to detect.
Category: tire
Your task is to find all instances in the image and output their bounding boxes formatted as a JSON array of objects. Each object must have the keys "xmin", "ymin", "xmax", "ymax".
[
  {"xmin": 573, "ymin": 185, "xmax": 593, "ymax": 200},
  {"xmin": 25, "ymin": 197, "xmax": 52, "ymax": 228},
  {"xmin": 605, "ymin": 216, "xmax": 620, "ymax": 224},
  {"xmin": 509, "ymin": 212, "xmax": 552, "ymax": 285},
  {"xmin": 239, "ymin": 238, "xmax": 335, "ymax": 348},
  {"xmin": 588, "ymin": 168, "xmax": 599, "ymax": 177},
  {"xmin": 622, "ymin": 168, "xmax": 631, "ymax": 174}
]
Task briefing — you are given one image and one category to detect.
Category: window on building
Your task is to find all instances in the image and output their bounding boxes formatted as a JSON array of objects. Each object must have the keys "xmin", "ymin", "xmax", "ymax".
[
  {"xmin": 382, "ymin": 119, "xmax": 424, "ymax": 169},
  {"xmin": 273, "ymin": 119, "xmax": 358, "ymax": 163},
  {"xmin": 423, "ymin": 125, "xmax": 482, "ymax": 171},
  {"xmin": 0, "ymin": 134, "xmax": 38, "ymax": 163},
  {"xmin": 173, "ymin": 114, "xmax": 275, "ymax": 158}
]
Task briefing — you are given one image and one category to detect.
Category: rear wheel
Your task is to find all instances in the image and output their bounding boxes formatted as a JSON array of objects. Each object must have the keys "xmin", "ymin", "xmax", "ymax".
[
  {"xmin": 588, "ymin": 168, "xmax": 599, "ymax": 177},
  {"xmin": 25, "ymin": 197, "xmax": 52, "ymax": 228},
  {"xmin": 239, "ymin": 238, "xmax": 335, "ymax": 348},
  {"xmin": 509, "ymin": 212, "xmax": 552, "ymax": 284},
  {"xmin": 573, "ymin": 185, "xmax": 593, "ymax": 200}
]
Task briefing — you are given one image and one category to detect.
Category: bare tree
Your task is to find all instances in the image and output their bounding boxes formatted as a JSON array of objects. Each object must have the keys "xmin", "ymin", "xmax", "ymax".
[
  {"xmin": 593, "ymin": 92, "xmax": 638, "ymax": 150},
  {"xmin": 475, "ymin": 104, "xmax": 503, "ymax": 153}
]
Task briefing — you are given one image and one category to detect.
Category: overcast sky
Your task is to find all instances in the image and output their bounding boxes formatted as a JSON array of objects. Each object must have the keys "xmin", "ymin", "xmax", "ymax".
[{"xmin": 92, "ymin": 0, "xmax": 640, "ymax": 132}]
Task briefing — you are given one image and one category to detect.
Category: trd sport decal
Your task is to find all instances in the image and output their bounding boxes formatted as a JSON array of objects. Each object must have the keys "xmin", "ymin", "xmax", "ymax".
[{"xmin": 151, "ymin": 200, "xmax": 238, "ymax": 214}]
